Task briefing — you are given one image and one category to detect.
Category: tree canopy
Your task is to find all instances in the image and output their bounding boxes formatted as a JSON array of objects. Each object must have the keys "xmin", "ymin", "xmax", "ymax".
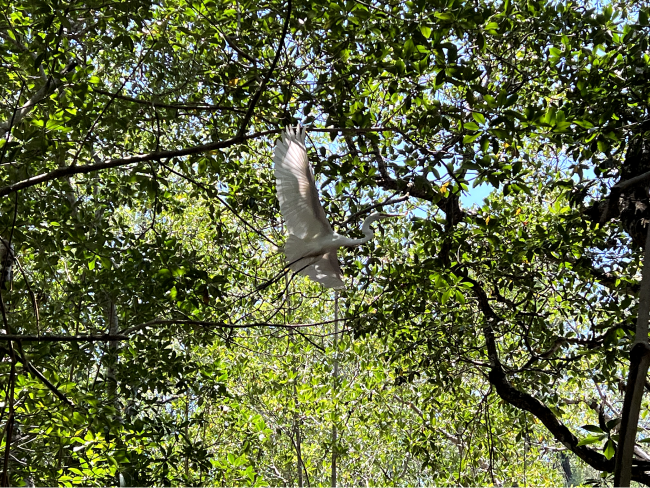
[{"xmin": 1, "ymin": 0, "xmax": 650, "ymax": 485}]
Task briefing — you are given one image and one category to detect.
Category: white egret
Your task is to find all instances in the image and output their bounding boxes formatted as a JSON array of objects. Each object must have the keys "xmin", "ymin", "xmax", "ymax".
[{"xmin": 273, "ymin": 126, "xmax": 399, "ymax": 289}]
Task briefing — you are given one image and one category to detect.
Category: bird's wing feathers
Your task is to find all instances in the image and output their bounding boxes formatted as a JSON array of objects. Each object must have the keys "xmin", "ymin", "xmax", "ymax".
[
  {"xmin": 274, "ymin": 127, "xmax": 344, "ymax": 289},
  {"xmin": 303, "ymin": 252, "xmax": 345, "ymax": 289},
  {"xmin": 274, "ymin": 126, "xmax": 332, "ymax": 239}
]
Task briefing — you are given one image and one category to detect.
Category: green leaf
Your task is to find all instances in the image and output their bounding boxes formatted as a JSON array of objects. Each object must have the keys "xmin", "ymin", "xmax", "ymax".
[
  {"xmin": 472, "ymin": 112, "xmax": 486, "ymax": 125},
  {"xmin": 420, "ymin": 26, "xmax": 432, "ymax": 38},
  {"xmin": 577, "ymin": 434, "xmax": 606, "ymax": 446},
  {"xmin": 403, "ymin": 39, "xmax": 415, "ymax": 58},
  {"xmin": 46, "ymin": 119, "xmax": 63, "ymax": 131},
  {"xmin": 574, "ymin": 119, "xmax": 594, "ymax": 129},
  {"xmin": 582, "ymin": 424, "xmax": 604, "ymax": 434},
  {"xmin": 484, "ymin": 21, "xmax": 499, "ymax": 33},
  {"xmin": 597, "ymin": 139, "xmax": 610, "ymax": 152},
  {"xmin": 394, "ymin": 59, "xmax": 406, "ymax": 75},
  {"xmin": 434, "ymin": 12, "xmax": 455, "ymax": 21},
  {"xmin": 640, "ymin": 8, "xmax": 649, "ymax": 25},
  {"xmin": 603, "ymin": 439, "xmax": 615, "ymax": 460}
]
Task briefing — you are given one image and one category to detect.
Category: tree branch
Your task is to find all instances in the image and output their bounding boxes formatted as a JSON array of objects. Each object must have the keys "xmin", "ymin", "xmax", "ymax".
[
  {"xmin": 223, "ymin": 34, "xmax": 262, "ymax": 65},
  {"xmin": 0, "ymin": 129, "xmax": 276, "ymax": 197},
  {"xmin": 340, "ymin": 195, "xmax": 409, "ymax": 225},
  {"xmin": 465, "ymin": 274, "xmax": 650, "ymax": 483},
  {"xmin": 0, "ymin": 127, "xmax": 400, "ymax": 198},
  {"xmin": 488, "ymin": 363, "xmax": 617, "ymax": 469},
  {"xmin": 614, "ymin": 170, "xmax": 650, "ymax": 192},
  {"xmin": 0, "ymin": 61, "xmax": 76, "ymax": 132},
  {"xmin": 16, "ymin": 345, "xmax": 76, "ymax": 409},
  {"xmin": 92, "ymin": 89, "xmax": 247, "ymax": 112},
  {"xmin": 120, "ymin": 318, "xmax": 346, "ymax": 335},
  {"xmin": 237, "ymin": 0, "xmax": 292, "ymax": 137},
  {"xmin": 368, "ymin": 136, "xmax": 467, "ymax": 225},
  {"xmin": 0, "ymin": 334, "xmax": 127, "ymax": 342},
  {"xmin": 615, "ymin": 221, "xmax": 650, "ymax": 486}
]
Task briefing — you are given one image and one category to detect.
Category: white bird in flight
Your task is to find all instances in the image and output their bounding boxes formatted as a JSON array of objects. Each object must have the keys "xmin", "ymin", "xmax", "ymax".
[{"xmin": 273, "ymin": 126, "xmax": 400, "ymax": 289}]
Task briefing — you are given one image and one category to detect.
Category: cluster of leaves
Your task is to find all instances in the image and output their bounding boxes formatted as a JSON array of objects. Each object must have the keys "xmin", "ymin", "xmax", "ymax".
[{"xmin": 0, "ymin": 0, "xmax": 650, "ymax": 484}]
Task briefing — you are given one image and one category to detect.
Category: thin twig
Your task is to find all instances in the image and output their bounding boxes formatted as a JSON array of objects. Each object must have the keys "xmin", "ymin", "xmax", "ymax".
[
  {"xmin": 69, "ymin": 39, "xmax": 158, "ymax": 168},
  {"xmin": 341, "ymin": 195, "xmax": 409, "ymax": 225},
  {"xmin": 223, "ymin": 34, "xmax": 262, "ymax": 65},
  {"xmin": 159, "ymin": 161, "xmax": 277, "ymax": 245},
  {"xmin": 120, "ymin": 318, "xmax": 347, "ymax": 335},
  {"xmin": 92, "ymin": 89, "xmax": 247, "ymax": 112},
  {"xmin": 14, "ymin": 259, "xmax": 39, "ymax": 334},
  {"xmin": 1, "ymin": 354, "xmax": 15, "ymax": 487},
  {"xmin": 16, "ymin": 343, "xmax": 76, "ymax": 409}
]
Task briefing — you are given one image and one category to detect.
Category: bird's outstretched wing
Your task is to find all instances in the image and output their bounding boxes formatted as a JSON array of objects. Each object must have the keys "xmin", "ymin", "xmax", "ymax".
[
  {"xmin": 274, "ymin": 126, "xmax": 332, "ymax": 239},
  {"xmin": 303, "ymin": 252, "xmax": 345, "ymax": 289}
]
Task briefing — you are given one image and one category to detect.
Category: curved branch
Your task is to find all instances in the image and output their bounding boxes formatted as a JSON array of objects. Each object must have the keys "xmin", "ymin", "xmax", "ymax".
[
  {"xmin": 0, "ymin": 127, "xmax": 399, "ymax": 198},
  {"xmin": 465, "ymin": 275, "xmax": 650, "ymax": 484},
  {"xmin": 489, "ymin": 363, "xmax": 606, "ymax": 462},
  {"xmin": 16, "ymin": 347, "xmax": 76, "ymax": 409},
  {"xmin": 0, "ymin": 129, "xmax": 277, "ymax": 198},
  {"xmin": 237, "ymin": 0, "xmax": 292, "ymax": 137},
  {"xmin": 0, "ymin": 61, "xmax": 76, "ymax": 132}
]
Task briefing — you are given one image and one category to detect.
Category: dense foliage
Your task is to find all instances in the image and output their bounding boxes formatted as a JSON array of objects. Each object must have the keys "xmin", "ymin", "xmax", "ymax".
[{"xmin": 1, "ymin": 0, "xmax": 650, "ymax": 484}]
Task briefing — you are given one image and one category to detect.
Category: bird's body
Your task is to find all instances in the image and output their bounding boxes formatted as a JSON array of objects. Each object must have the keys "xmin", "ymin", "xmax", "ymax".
[{"xmin": 273, "ymin": 126, "xmax": 398, "ymax": 288}]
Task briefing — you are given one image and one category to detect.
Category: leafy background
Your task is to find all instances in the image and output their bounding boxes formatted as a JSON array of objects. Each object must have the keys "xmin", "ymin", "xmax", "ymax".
[{"xmin": 0, "ymin": 0, "xmax": 649, "ymax": 485}]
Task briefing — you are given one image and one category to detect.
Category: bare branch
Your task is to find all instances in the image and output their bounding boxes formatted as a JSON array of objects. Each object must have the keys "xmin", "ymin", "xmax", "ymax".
[
  {"xmin": 341, "ymin": 195, "xmax": 409, "ymax": 225},
  {"xmin": 16, "ymin": 347, "xmax": 76, "ymax": 409},
  {"xmin": 0, "ymin": 127, "xmax": 400, "ymax": 198},
  {"xmin": 92, "ymin": 89, "xmax": 246, "ymax": 113},
  {"xmin": 0, "ymin": 334, "xmax": 127, "ymax": 342},
  {"xmin": 0, "ymin": 61, "xmax": 76, "ymax": 132},
  {"xmin": 237, "ymin": 0, "xmax": 292, "ymax": 137},
  {"xmin": 120, "ymin": 318, "xmax": 346, "ymax": 336}
]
